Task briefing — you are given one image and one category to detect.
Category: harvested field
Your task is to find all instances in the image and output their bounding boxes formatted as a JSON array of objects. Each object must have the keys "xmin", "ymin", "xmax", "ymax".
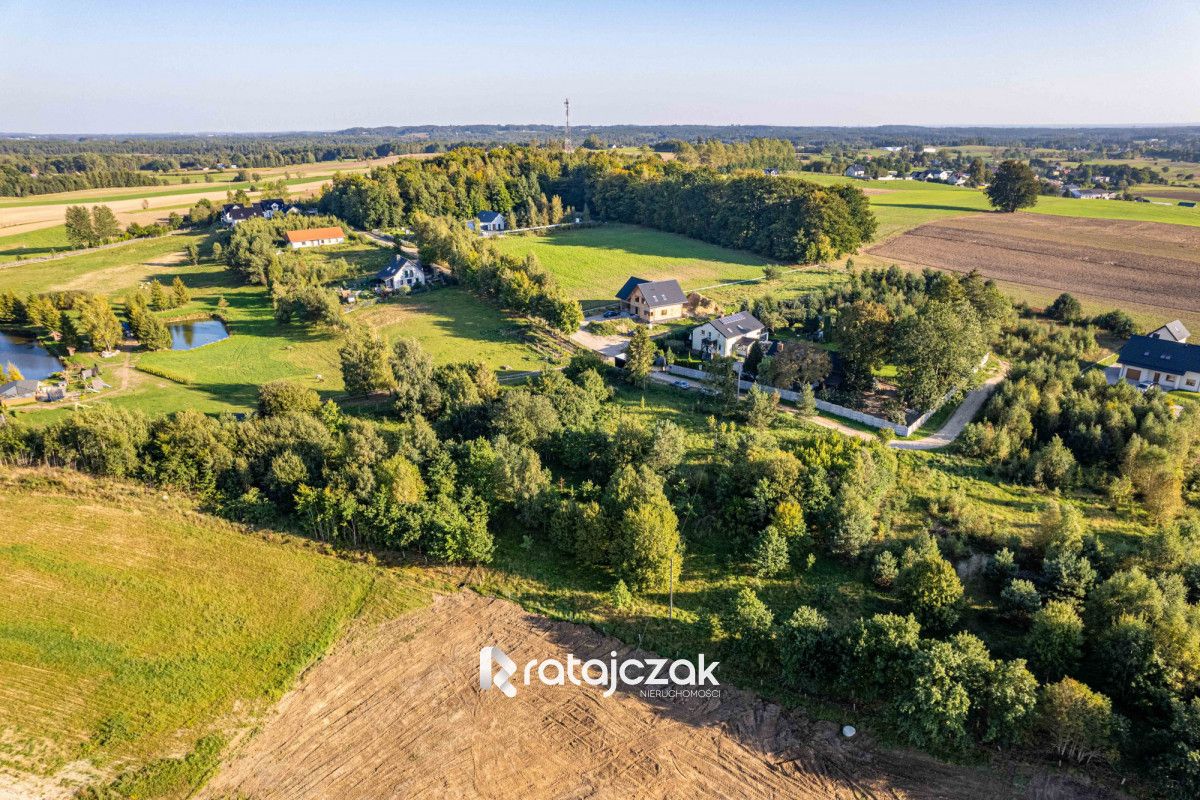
[
  {"xmin": 202, "ymin": 590, "xmax": 1115, "ymax": 800},
  {"xmin": 0, "ymin": 179, "xmax": 335, "ymax": 237},
  {"xmin": 869, "ymin": 213, "xmax": 1200, "ymax": 316},
  {"xmin": 1131, "ymin": 187, "xmax": 1200, "ymax": 203}
]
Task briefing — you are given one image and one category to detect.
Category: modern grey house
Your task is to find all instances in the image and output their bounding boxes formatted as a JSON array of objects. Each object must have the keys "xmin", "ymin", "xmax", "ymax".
[{"xmin": 1116, "ymin": 334, "xmax": 1200, "ymax": 392}]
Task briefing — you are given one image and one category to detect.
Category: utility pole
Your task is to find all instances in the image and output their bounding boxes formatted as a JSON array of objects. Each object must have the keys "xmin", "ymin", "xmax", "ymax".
[{"xmin": 563, "ymin": 97, "xmax": 572, "ymax": 153}]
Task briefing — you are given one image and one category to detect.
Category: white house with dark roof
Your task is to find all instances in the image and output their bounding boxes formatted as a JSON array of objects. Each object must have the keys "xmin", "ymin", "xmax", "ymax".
[
  {"xmin": 1149, "ymin": 319, "xmax": 1191, "ymax": 344},
  {"xmin": 844, "ymin": 164, "xmax": 868, "ymax": 179},
  {"xmin": 615, "ymin": 276, "xmax": 686, "ymax": 322},
  {"xmin": 1066, "ymin": 185, "xmax": 1116, "ymax": 200},
  {"xmin": 475, "ymin": 210, "xmax": 506, "ymax": 232},
  {"xmin": 691, "ymin": 311, "xmax": 767, "ymax": 358},
  {"xmin": 1116, "ymin": 334, "xmax": 1200, "ymax": 392},
  {"xmin": 375, "ymin": 255, "xmax": 426, "ymax": 291}
]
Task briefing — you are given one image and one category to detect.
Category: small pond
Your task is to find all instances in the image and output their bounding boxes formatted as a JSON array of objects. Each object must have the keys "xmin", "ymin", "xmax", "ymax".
[
  {"xmin": 0, "ymin": 329, "xmax": 61, "ymax": 380},
  {"xmin": 168, "ymin": 319, "xmax": 230, "ymax": 351}
]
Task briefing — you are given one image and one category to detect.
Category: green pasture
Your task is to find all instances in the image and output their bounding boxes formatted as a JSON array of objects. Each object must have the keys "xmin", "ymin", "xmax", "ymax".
[
  {"xmin": 492, "ymin": 223, "xmax": 783, "ymax": 308},
  {"xmin": 9, "ymin": 236, "xmax": 550, "ymax": 420},
  {"xmin": 0, "ymin": 474, "xmax": 374, "ymax": 780},
  {"xmin": 0, "ymin": 225, "xmax": 72, "ymax": 263}
]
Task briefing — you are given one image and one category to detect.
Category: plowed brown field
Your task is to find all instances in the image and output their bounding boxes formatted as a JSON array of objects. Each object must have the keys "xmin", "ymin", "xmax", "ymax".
[
  {"xmin": 201, "ymin": 591, "xmax": 1119, "ymax": 800},
  {"xmin": 868, "ymin": 213, "xmax": 1200, "ymax": 316}
]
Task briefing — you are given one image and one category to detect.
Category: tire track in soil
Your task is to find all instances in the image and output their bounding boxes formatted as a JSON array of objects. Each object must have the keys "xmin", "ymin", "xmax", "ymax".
[{"xmin": 200, "ymin": 590, "xmax": 1119, "ymax": 800}]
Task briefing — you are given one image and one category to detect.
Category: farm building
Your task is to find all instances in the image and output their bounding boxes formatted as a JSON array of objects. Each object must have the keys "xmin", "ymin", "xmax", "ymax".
[
  {"xmin": 375, "ymin": 255, "xmax": 427, "ymax": 291},
  {"xmin": 1066, "ymin": 185, "xmax": 1116, "ymax": 200},
  {"xmin": 691, "ymin": 311, "xmax": 767, "ymax": 358},
  {"xmin": 615, "ymin": 276, "xmax": 686, "ymax": 322},
  {"xmin": 1149, "ymin": 319, "xmax": 1191, "ymax": 344},
  {"xmin": 1115, "ymin": 334, "xmax": 1200, "ymax": 392},
  {"xmin": 285, "ymin": 227, "xmax": 346, "ymax": 249},
  {"xmin": 844, "ymin": 164, "xmax": 868, "ymax": 179},
  {"xmin": 475, "ymin": 211, "xmax": 506, "ymax": 232}
]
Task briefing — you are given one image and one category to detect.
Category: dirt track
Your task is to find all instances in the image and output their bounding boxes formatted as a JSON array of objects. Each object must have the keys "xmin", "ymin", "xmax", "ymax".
[
  {"xmin": 868, "ymin": 213, "xmax": 1200, "ymax": 315},
  {"xmin": 201, "ymin": 590, "xmax": 1114, "ymax": 800}
]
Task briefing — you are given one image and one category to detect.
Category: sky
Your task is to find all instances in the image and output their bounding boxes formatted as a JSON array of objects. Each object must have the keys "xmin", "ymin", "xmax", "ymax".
[{"xmin": 2, "ymin": 0, "xmax": 1199, "ymax": 133}]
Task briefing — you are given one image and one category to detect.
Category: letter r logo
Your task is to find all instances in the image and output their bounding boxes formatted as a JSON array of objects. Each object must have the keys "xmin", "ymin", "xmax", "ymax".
[{"xmin": 479, "ymin": 646, "xmax": 518, "ymax": 697}]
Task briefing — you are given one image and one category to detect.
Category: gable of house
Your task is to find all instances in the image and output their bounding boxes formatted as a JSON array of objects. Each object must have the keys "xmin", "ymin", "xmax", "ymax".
[
  {"xmin": 631, "ymin": 279, "xmax": 686, "ymax": 309},
  {"xmin": 1150, "ymin": 319, "xmax": 1191, "ymax": 343}
]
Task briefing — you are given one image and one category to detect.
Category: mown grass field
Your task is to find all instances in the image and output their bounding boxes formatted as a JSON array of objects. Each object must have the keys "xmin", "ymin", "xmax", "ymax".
[
  {"xmin": 0, "ymin": 225, "xmax": 72, "ymax": 263},
  {"xmin": 799, "ymin": 174, "xmax": 1200, "ymax": 240},
  {"xmin": 0, "ymin": 468, "xmax": 377, "ymax": 794},
  {"xmin": 0, "ymin": 231, "xmax": 209, "ymax": 295},
  {"xmin": 492, "ymin": 223, "xmax": 785, "ymax": 308}
]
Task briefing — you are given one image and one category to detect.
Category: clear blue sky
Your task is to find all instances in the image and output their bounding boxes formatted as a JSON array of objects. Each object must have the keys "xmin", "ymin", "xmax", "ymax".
[{"xmin": 2, "ymin": 0, "xmax": 1198, "ymax": 133}]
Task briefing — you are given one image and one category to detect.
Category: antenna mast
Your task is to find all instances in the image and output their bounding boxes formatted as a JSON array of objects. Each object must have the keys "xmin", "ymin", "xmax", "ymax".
[{"xmin": 563, "ymin": 97, "xmax": 572, "ymax": 152}]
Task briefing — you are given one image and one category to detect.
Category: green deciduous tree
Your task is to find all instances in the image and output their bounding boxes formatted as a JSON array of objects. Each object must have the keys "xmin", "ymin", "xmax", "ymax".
[
  {"xmin": 64, "ymin": 205, "xmax": 96, "ymax": 248},
  {"xmin": 338, "ymin": 325, "xmax": 391, "ymax": 397},
  {"xmin": 986, "ymin": 160, "xmax": 1039, "ymax": 212},
  {"xmin": 1028, "ymin": 600, "xmax": 1084, "ymax": 680}
]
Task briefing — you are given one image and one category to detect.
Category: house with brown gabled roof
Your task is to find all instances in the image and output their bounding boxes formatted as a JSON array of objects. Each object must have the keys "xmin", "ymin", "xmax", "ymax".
[{"xmin": 615, "ymin": 277, "xmax": 686, "ymax": 322}]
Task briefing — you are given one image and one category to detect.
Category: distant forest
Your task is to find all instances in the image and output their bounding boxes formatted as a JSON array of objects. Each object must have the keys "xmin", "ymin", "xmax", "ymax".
[{"xmin": 3, "ymin": 124, "xmax": 1200, "ymax": 197}]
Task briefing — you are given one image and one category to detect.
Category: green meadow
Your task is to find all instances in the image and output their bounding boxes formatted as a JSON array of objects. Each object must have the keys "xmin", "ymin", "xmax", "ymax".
[
  {"xmin": 0, "ymin": 173, "xmax": 341, "ymax": 210},
  {"xmin": 0, "ymin": 470, "xmax": 376, "ymax": 783},
  {"xmin": 0, "ymin": 225, "xmax": 73, "ymax": 263},
  {"xmin": 8, "ymin": 235, "xmax": 552, "ymax": 421},
  {"xmin": 492, "ymin": 223, "xmax": 782, "ymax": 309}
]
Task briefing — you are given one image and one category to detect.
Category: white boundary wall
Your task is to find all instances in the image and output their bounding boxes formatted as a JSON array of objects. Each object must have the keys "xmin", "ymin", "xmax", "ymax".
[{"xmin": 664, "ymin": 364, "xmax": 945, "ymax": 437}]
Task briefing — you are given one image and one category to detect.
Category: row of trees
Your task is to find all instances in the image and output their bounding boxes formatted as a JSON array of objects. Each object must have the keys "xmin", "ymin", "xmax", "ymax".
[
  {"xmin": 407, "ymin": 212, "xmax": 582, "ymax": 333},
  {"xmin": 318, "ymin": 145, "xmax": 878, "ymax": 264},
  {"xmin": 0, "ymin": 289, "xmax": 122, "ymax": 352},
  {"xmin": 739, "ymin": 268, "xmax": 1009, "ymax": 412}
]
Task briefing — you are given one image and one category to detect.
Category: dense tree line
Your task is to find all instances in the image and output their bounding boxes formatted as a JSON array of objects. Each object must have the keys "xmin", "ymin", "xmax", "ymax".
[
  {"xmin": 0, "ymin": 288, "xmax": 121, "ymax": 353},
  {"xmin": 318, "ymin": 145, "xmax": 877, "ymax": 263},
  {"xmin": 407, "ymin": 212, "xmax": 582, "ymax": 334},
  {"xmin": 959, "ymin": 318, "xmax": 1200, "ymax": 518},
  {"xmin": 1, "ymin": 331, "xmax": 1198, "ymax": 792},
  {"xmin": 734, "ymin": 268, "xmax": 1009, "ymax": 414}
]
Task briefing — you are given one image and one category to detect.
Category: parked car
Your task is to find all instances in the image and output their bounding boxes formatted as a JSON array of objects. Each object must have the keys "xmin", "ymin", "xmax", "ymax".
[
  {"xmin": 672, "ymin": 380, "xmax": 690, "ymax": 389},
  {"xmin": 603, "ymin": 310, "xmax": 621, "ymax": 318}
]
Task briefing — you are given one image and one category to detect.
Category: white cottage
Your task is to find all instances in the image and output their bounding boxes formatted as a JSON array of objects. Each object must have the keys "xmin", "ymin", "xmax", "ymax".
[{"xmin": 691, "ymin": 311, "xmax": 767, "ymax": 358}]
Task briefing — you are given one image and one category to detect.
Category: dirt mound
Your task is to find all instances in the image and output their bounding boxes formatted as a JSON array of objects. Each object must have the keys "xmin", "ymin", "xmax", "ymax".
[
  {"xmin": 201, "ymin": 590, "xmax": 1114, "ymax": 800},
  {"xmin": 868, "ymin": 213, "xmax": 1200, "ymax": 314}
]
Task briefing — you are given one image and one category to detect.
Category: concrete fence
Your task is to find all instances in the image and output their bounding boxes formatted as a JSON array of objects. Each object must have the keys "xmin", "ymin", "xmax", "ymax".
[{"xmin": 664, "ymin": 364, "xmax": 944, "ymax": 437}]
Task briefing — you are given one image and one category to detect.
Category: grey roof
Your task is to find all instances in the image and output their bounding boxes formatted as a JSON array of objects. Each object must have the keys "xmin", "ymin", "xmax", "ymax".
[
  {"xmin": 623, "ymin": 278, "xmax": 685, "ymax": 308},
  {"xmin": 706, "ymin": 311, "xmax": 765, "ymax": 339},
  {"xmin": 1152, "ymin": 319, "xmax": 1191, "ymax": 342},
  {"xmin": 476, "ymin": 210, "xmax": 503, "ymax": 223},
  {"xmin": 227, "ymin": 207, "xmax": 261, "ymax": 221},
  {"xmin": 376, "ymin": 255, "xmax": 420, "ymax": 281},
  {"xmin": 1118, "ymin": 335, "xmax": 1200, "ymax": 375},
  {"xmin": 258, "ymin": 198, "xmax": 286, "ymax": 209},
  {"xmin": 616, "ymin": 276, "xmax": 647, "ymax": 302},
  {"xmin": 0, "ymin": 379, "xmax": 39, "ymax": 399}
]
